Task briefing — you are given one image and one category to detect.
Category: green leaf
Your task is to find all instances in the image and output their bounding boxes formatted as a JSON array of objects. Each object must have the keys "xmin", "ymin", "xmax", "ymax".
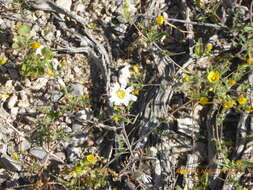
[
  {"xmin": 243, "ymin": 26, "xmax": 253, "ymax": 33},
  {"xmin": 17, "ymin": 24, "xmax": 31, "ymax": 36},
  {"xmin": 12, "ymin": 43, "xmax": 19, "ymax": 49}
]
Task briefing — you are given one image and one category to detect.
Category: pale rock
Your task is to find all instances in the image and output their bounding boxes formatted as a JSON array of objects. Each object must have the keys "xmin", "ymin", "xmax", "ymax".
[
  {"xmin": 31, "ymin": 78, "xmax": 48, "ymax": 90},
  {"xmin": 56, "ymin": 0, "xmax": 72, "ymax": 11},
  {"xmin": 76, "ymin": 3, "xmax": 85, "ymax": 13},
  {"xmin": 10, "ymin": 107, "xmax": 19, "ymax": 116},
  {"xmin": 7, "ymin": 95, "xmax": 17, "ymax": 109}
]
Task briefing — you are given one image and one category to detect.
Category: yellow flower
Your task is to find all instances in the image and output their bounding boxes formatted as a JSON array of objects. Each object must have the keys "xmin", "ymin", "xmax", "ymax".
[
  {"xmin": 12, "ymin": 153, "xmax": 19, "ymax": 160},
  {"xmin": 133, "ymin": 88, "xmax": 139, "ymax": 95},
  {"xmin": 238, "ymin": 96, "xmax": 247, "ymax": 105},
  {"xmin": 223, "ymin": 100, "xmax": 236, "ymax": 109},
  {"xmin": 0, "ymin": 56, "xmax": 7, "ymax": 65},
  {"xmin": 207, "ymin": 71, "xmax": 220, "ymax": 83},
  {"xmin": 182, "ymin": 75, "xmax": 190, "ymax": 82},
  {"xmin": 31, "ymin": 42, "xmax": 42, "ymax": 49},
  {"xmin": 245, "ymin": 105, "xmax": 253, "ymax": 113},
  {"xmin": 247, "ymin": 57, "xmax": 253, "ymax": 64},
  {"xmin": 199, "ymin": 97, "xmax": 208, "ymax": 105},
  {"xmin": 235, "ymin": 161, "xmax": 241, "ymax": 167},
  {"xmin": 242, "ymin": 187, "xmax": 249, "ymax": 190},
  {"xmin": 46, "ymin": 70, "xmax": 54, "ymax": 76},
  {"xmin": 112, "ymin": 115, "xmax": 119, "ymax": 122},
  {"xmin": 156, "ymin": 16, "xmax": 165, "ymax": 25},
  {"xmin": 206, "ymin": 43, "xmax": 213, "ymax": 51},
  {"xmin": 75, "ymin": 166, "xmax": 82, "ymax": 173},
  {"xmin": 229, "ymin": 80, "xmax": 237, "ymax": 85},
  {"xmin": 132, "ymin": 65, "xmax": 139, "ymax": 73},
  {"xmin": 86, "ymin": 154, "xmax": 96, "ymax": 164},
  {"xmin": 1, "ymin": 93, "xmax": 9, "ymax": 101}
]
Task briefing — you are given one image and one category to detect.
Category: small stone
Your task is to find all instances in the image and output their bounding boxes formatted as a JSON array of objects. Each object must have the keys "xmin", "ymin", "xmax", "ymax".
[
  {"xmin": 18, "ymin": 138, "xmax": 31, "ymax": 152},
  {"xmin": 76, "ymin": 3, "xmax": 85, "ymax": 13},
  {"xmin": 51, "ymin": 91, "xmax": 64, "ymax": 102},
  {"xmin": 30, "ymin": 147, "xmax": 47, "ymax": 160},
  {"xmin": 31, "ymin": 78, "xmax": 48, "ymax": 90},
  {"xmin": 67, "ymin": 147, "xmax": 82, "ymax": 162},
  {"xmin": 72, "ymin": 123, "xmax": 82, "ymax": 132},
  {"xmin": 68, "ymin": 83, "xmax": 84, "ymax": 96},
  {"xmin": 10, "ymin": 107, "xmax": 19, "ymax": 116},
  {"xmin": 54, "ymin": 152, "xmax": 66, "ymax": 162},
  {"xmin": 55, "ymin": 0, "xmax": 72, "ymax": 11},
  {"xmin": 0, "ymin": 154, "xmax": 22, "ymax": 171},
  {"xmin": 76, "ymin": 110, "xmax": 89, "ymax": 121},
  {"xmin": 7, "ymin": 95, "xmax": 17, "ymax": 109}
]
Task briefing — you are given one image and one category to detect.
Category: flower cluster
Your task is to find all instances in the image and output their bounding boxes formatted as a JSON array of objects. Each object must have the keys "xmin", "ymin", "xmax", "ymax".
[{"xmin": 109, "ymin": 64, "xmax": 139, "ymax": 106}]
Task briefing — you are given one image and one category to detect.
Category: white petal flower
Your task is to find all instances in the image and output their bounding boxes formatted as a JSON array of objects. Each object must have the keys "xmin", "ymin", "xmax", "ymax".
[
  {"xmin": 121, "ymin": 0, "xmax": 137, "ymax": 15},
  {"xmin": 109, "ymin": 82, "xmax": 137, "ymax": 106},
  {"xmin": 119, "ymin": 64, "xmax": 131, "ymax": 87},
  {"xmin": 35, "ymin": 45, "xmax": 45, "ymax": 56}
]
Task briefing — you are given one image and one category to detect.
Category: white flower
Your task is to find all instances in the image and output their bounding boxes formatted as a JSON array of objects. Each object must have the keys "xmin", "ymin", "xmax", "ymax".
[
  {"xmin": 119, "ymin": 64, "xmax": 131, "ymax": 87},
  {"xmin": 121, "ymin": 0, "xmax": 137, "ymax": 14},
  {"xmin": 35, "ymin": 45, "xmax": 45, "ymax": 56},
  {"xmin": 109, "ymin": 82, "xmax": 137, "ymax": 106}
]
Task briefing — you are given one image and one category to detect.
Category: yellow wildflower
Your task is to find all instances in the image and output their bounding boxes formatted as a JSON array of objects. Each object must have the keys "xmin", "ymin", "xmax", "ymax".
[
  {"xmin": 207, "ymin": 71, "xmax": 220, "ymax": 83},
  {"xmin": 12, "ymin": 153, "xmax": 19, "ymax": 160},
  {"xmin": 0, "ymin": 56, "xmax": 7, "ymax": 65},
  {"xmin": 75, "ymin": 166, "xmax": 82, "ymax": 173},
  {"xmin": 132, "ymin": 65, "xmax": 139, "ymax": 73},
  {"xmin": 112, "ymin": 115, "xmax": 119, "ymax": 122},
  {"xmin": 1, "ymin": 93, "xmax": 9, "ymax": 101},
  {"xmin": 133, "ymin": 88, "xmax": 139, "ymax": 95},
  {"xmin": 223, "ymin": 100, "xmax": 236, "ymax": 109},
  {"xmin": 247, "ymin": 57, "xmax": 253, "ymax": 64},
  {"xmin": 182, "ymin": 75, "xmax": 190, "ymax": 82},
  {"xmin": 235, "ymin": 161, "xmax": 241, "ymax": 167},
  {"xmin": 156, "ymin": 16, "xmax": 165, "ymax": 25},
  {"xmin": 245, "ymin": 105, "xmax": 253, "ymax": 113},
  {"xmin": 46, "ymin": 70, "xmax": 54, "ymax": 76},
  {"xmin": 86, "ymin": 154, "xmax": 96, "ymax": 164},
  {"xmin": 242, "ymin": 187, "xmax": 249, "ymax": 190},
  {"xmin": 229, "ymin": 80, "xmax": 237, "ymax": 85},
  {"xmin": 31, "ymin": 42, "xmax": 42, "ymax": 49},
  {"xmin": 199, "ymin": 97, "xmax": 208, "ymax": 105},
  {"xmin": 206, "ymin": 43, "xmax": 213, "ymax": 51},
  {"xmin": 237, "ymin": 96, "xmax": 247, "ymax": 105}
]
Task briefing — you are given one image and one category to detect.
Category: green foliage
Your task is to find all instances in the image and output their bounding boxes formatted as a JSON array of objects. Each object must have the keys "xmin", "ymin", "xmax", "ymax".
[
  {"xmin": 57, "ymin": 156, "xmax": 114, "ymax": 190},
  {"xmin": 12, "ymin": 24, "xmax": 55, "ymax": 78}
]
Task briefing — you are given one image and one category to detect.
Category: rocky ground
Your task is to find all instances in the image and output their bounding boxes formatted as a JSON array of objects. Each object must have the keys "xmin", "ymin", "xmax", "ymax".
[{"xmin": 0, "ymin": 0, "xmax": 253, "ymax": 190}]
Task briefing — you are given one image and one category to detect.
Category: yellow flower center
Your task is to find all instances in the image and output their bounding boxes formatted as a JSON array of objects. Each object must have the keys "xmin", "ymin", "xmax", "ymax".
[
  {"xmin": 132, "ymin": 65, "xmax": 139, "ymax": 73},
  {"xmin": 86, "ymin": 154, "xmax": 96, "ymax": 164},
  {"xmin": 206, "ymin": 44, "xmax": 213, "ymax": 51},
  {"xmin": 112, "ymin": 116, "xmax": 119, "ymax": 122},
  {"xmin": 156, "ymin": 16, "xmax": 165, "ymax": 25},
  {"xmin": 207, "ymin": 71, "xmax": 220, "ymax": 83},
  {"xmin": 133, "ymin": 88, "xmax": 139, "ymax": 95},
  {"xmin": 247, "ymin": 57, "xmax": 253, "ymax": 64},
  {"xmin": 75, "ymin": 166, "xmax": 82, "ymax": 173},
  {"xmin": 229, "ymin": 80, "xmax": 236, "ymax": 85},
  {"xmin": 31, "ymin": 42, "xmax": 42, "ymax": 49},
  {"xmin": 0, "ymin": 56, "xmax": 7, "ymax": 65},
  {"xmin": 223, "ymin": 100, "xmax": 236, "ymax": 109},
  {"xmin": 182, "ymin": 75, "xmax": 190, "ymax": 82},
  {"xmin": 199, "ymin": 97, "xmax": 208, "ymax": 105},
  {"xmin": 237, "ymin": 96, "xmax": 247, "ymax": 105},
  {"xmin": 116, "ymin": 89, "xmax": 126, "ymax": 99}
]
